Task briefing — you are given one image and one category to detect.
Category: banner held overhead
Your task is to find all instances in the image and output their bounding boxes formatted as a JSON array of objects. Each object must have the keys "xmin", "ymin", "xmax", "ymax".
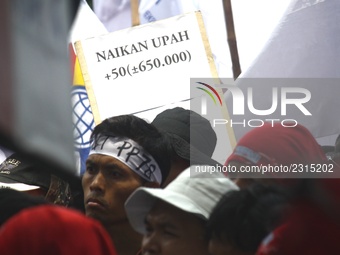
[{"xmin": 75, "ymin": 11, "xmax": 236, "ymax": 164}]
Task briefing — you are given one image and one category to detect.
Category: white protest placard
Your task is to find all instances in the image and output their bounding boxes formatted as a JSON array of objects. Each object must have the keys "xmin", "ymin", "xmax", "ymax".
[
  {"xmin": 76, "ymin": 11, "xmax": 236, "ymax": 164},
  {"xmin": 75, "ymin": 11, "xmax": 218, "ymax": 123}
]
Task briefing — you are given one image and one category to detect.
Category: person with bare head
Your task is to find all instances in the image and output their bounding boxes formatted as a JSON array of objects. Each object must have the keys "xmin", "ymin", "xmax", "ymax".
[
  {"xmin": 82, "ymin": 114, "xmax": 171, "ymax": 255},
  {"xmin": 207, "ymin": 184, "xmax": 289, "ymax": 255}
]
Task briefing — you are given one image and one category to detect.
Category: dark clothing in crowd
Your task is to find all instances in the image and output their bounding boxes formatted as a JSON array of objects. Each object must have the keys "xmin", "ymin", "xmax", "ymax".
[{"xmin": 0, "ymin": 188, "xmax": 47, "ymax": 225}]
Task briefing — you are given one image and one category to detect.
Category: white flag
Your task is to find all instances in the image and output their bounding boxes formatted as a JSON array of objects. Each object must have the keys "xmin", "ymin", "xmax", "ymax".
[{"xmin": 226, "ymin": 0, "xmax": 340, "ymax": 142}]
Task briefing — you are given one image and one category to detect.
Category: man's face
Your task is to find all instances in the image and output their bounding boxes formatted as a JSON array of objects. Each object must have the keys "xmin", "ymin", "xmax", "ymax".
[
  {"xmin": 142, "ymin": 200, "xmax": 210, "ymax": 255},
  {"xmin": 82, "ymin": 154, "xmax": 144, "ymax": 225}
]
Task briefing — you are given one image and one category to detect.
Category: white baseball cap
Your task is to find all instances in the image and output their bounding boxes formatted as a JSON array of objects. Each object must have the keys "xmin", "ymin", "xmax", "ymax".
[{"xmin": 125, "ymin": 165, "xmax": 239, "ymax": 234}]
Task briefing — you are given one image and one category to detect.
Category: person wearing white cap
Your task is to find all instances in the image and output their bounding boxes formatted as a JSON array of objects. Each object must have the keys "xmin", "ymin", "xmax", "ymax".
[
  {"xmin": 82, "ymin": 114, "xmax": 171, "ymax": 255},
  {"xmin": 124, "ymin": 165, "xmax": 239, "ymax": 255}
]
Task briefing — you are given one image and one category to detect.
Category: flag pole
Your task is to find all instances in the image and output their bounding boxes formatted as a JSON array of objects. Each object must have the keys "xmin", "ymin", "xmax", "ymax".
[
  {"xmin": 222, "ymin": 0, "xmax": 241, "ymax": 79},
  {"xmin": 131, "ymin": 0, "xmax": 140, "ymax": 26}
]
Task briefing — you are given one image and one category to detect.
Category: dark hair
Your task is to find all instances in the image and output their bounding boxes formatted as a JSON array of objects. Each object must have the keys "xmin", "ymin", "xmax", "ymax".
[
  {"xmin": 206, "ymin": 184, "xmax": 290, "ymax": 253},
  {"xmin": 0, "ymin": 189, "xmax": 47, "ymax": 226},
  {"xmin": 91, "ymin": 115, "xmax": 172, "ymax": 184}
]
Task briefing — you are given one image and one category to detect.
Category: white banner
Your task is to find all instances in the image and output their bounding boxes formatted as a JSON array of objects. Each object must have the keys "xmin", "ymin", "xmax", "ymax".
[
  {"xmin": 76, "ymin": 11, "xmax": 218, "ymax": 123},
  {"xmin": 94, "ymin": 0, "xmax": 232, "ymax": 78},
  {"xmin": 75, "ymin": 11, "xmax": 235, "ymax": 164}
]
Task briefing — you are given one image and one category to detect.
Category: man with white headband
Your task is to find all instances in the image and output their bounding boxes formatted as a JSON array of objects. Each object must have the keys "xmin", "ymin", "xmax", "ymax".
[{"xmin": 82, "ymin": 114, "xmax": 171, "ymax": 255}]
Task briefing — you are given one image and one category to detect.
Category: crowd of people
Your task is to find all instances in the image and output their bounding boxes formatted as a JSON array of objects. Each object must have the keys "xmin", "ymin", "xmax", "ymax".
[
  {"xmin": 0, "ymin": 106, "xmax": 339, "ymax": 255},
  {"xmin": 1, "ymin": 1, "xmax": 339, "ymax": 254}
]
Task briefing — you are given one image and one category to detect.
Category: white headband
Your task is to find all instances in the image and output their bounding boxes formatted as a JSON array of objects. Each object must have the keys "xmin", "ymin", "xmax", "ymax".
[{"xmin": 89, "ymin": 136, "xmax": 162, "ymax": 184}]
